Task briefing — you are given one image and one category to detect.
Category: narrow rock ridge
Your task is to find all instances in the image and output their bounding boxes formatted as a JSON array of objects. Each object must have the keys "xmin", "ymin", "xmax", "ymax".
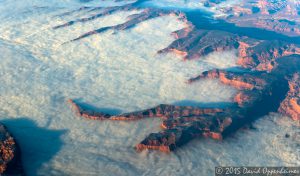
[
  {"xmin": 69, "ymin": 99, "xmax": 230, "ymax": 152},
  {"xmin": 187, "ymin": 69, "xmax": 266, "ymax": 90},
  {"xmin": 68, "ymin": 99, "xmax": 224, "ymax": 121},
  {"xmin": 53, "ymin": 5, "xmax": 132, "ymax": 29},
  {"xmin": 68, "ymin": 55, "xmax": 299, "ymax": 152},
  {"xmin": 54, "ymin": 3, "xmax": 184, "ymax": 43},
  {"xmin": 69, "ymin": 9, "xmax": 174, "ymax": 42}
]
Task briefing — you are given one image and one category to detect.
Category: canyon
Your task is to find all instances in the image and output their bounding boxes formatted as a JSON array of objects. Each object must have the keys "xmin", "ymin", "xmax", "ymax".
[
  {"xmin": 0, "ymin": 0, "xmax": 299, "ymax": 174},
  {"xmin": 61, "ymin": 0, "xmax": 300, "ymax": 152}
]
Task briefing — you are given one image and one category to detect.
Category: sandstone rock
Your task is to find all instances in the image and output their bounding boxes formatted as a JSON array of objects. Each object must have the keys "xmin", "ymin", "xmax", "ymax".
[
  {"xmin": 56, "ymin": 7, "xmax": 174, "ymax": 42},
  {"xmin": 279, "ymin": 73, "xmax": 300, "ymax": 120},
  {"xmin": 224, "ymin": 0, "xmax": 300, "ymax": 36},
  {"xmin": 188, "ymin": 69, "xmax": 265, "ymax": 90},
  {"xmin": 237, "ymin": 40, "xmax": 300, "ymax": 71},
  {"xmin": 0, "ymin": 124, "xmax": 23, "ymax": 175},
  {"xmin": 158, "ymin": 29, "xmax": 239, "ymax": 60},
  {"xmin": 68, "ymin": 54, "xmax": 300, "ymax": 152}
]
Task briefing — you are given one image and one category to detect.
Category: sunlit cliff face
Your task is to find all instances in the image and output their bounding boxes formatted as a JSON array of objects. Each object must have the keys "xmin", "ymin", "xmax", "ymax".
[{"xmin": 0, "ymin": 0, "xmax": 299, "ymax": 175}]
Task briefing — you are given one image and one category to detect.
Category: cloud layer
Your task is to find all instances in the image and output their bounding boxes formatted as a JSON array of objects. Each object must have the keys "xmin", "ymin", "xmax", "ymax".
[{"xmin": 0, "ymin": 1, "xmax": 299, "ymax": 175}]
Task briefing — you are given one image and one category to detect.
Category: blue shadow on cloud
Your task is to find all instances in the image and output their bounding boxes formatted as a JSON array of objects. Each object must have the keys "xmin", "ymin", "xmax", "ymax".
[
  {"xmin": 72, "ymin": 99, "xmax": 123, "ymax": 115},
  {"xmin": 1, "ymin": 117, "xmax": 67, "ymax": 176},
  {"xmin": 173, "ymin": 100, "xmax": 235, "ymax": 108}
]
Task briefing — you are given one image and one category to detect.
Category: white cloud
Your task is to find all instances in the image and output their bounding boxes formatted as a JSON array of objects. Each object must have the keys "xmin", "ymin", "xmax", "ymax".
[
  {"xmin": 141, "ymin": 0, "xmax": 240, "ymax": 17},
  {"xmin": 0, "ymin": 1, "xmax": 299, "ymax": 176}
]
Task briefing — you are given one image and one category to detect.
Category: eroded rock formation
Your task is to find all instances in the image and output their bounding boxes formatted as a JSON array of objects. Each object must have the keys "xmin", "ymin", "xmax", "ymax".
[
  {"xmin": 160, "ymin": 28, "xmax": 300, "ymax": 72},
  {"xmin": 279, "ymin": 73, "xmax": 300, "ymax": 120},
  {"xmin": 219, "ymin": 0, "xmax": 300, "ymax": 36},
  {"xmin": 158, "ymin": 29, "xmax": 240, "ymax": 60},
  {"xmin": 69, "ymin": 55, "xmax": 300, "ymax": 152},
  {"xmin": 55, "ymin": 0, "xmax": 300, "ymax": 67},
  {"xmin": 69, "ymin": 99, "xmax": 231, "ymax": 152},
  {"xmin": 0, "ymin": 124, "xmax": 23, "ymax": 175},
  {"xmin": 237, "ymin": 40, "xmax": 300, "ymax": 71},
  {"xmin": 62, "ymin": 0, "xmax": 300, "ymax": 152}
]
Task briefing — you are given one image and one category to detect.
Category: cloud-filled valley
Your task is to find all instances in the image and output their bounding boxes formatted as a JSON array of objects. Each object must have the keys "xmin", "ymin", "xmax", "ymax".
[{"xmin": 0, "ymin": 0, "xmax": 299, "ymax": 175}]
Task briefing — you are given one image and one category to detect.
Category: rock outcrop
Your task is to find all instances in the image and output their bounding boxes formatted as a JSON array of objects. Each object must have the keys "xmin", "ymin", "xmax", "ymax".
[
  {"xmin": 223, "ymin": 0, "xmax": 300, "ymax": 36},
  {"xmin": 158, "ymin": 29, "xmax": 240, "ymax": 60},
  {"xmin": 188, "ymin": 69, "xmax": 265, "ymax": 90},
  {"xmin": 279, "ymin": 73, "xmax": 300, "ymax": 120},
  {"xmin": 69, "ymin": 99, "xmax": 224, "ymax": 121},
  {"xmin": 68, "ymin": 54, "xmax": 300, "ymax": 152},
  {"xmin": 237, "ymin": 40, "xmax": 300, "ymax": 71},
  {"xmin": 69, "ymin": 99, "xmax": 230, "ymax": 152},
  {"xmin": 0, "ymin": 124, "xmax": 23, "ymax": 175},
  {"xmin": 160, "ymin": 28, "xmax": 300, "ymax": 72}
]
